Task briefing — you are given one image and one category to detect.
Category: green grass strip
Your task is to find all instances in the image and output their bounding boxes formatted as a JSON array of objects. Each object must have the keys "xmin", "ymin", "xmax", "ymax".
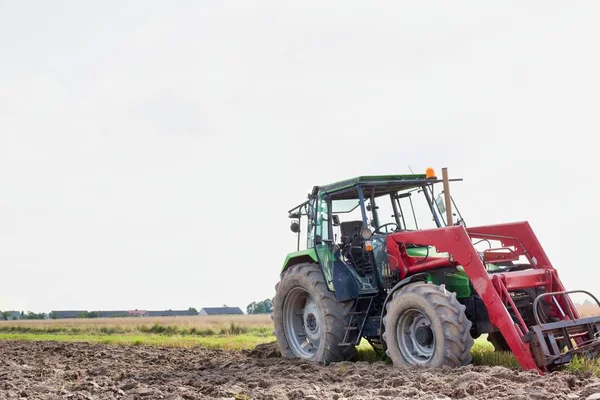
[{"xmin": 0, "ymin": 333, "xmax": 275, "ymax": 351}]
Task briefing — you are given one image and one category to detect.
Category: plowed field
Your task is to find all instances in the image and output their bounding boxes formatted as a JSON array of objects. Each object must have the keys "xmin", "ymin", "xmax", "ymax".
[{"xmin": 1, "ymin": 341, "xmax": 599, "ymax": 399}]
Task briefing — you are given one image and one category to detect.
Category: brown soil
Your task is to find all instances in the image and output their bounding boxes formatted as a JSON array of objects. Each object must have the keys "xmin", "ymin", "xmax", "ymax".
[{"xmin": 1, "ymin": 340, "xmax": 599, "ymax": 400}]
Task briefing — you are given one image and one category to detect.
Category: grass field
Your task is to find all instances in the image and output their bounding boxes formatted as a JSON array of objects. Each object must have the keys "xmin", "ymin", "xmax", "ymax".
[
  {"xmin": 0, "ymin": 315, "xmax": 274, "ymax": 350},
  {"xmin": 0, "ymin": 314, "xmax": 273, "ymax": 335},
  {"xmin": 0, "ymin": 311, "xmax": 598, "ymax": 376},
  {"xmin": 577, "ymin": 302, "xmax": 600, "ymax": 317}
]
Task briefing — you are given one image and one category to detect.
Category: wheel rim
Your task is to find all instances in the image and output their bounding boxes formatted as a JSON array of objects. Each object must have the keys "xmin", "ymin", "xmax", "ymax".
[
  {"xmin": 397, "ymin": 309, "xmax": 435, "ymax": 364},
  {"xmin": 283, "ymin": 287, "xmax": 322, "ymax": 358}
]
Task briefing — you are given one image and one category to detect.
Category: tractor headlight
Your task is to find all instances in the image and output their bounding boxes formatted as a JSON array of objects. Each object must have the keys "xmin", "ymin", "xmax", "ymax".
[{"xmin": 361, "ymin": 227, "xmax": 373, "ymax": 240}]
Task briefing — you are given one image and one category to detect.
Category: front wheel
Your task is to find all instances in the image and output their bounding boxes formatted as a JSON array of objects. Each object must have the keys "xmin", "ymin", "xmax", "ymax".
[
  {"xmin": 272, "ymin": 262, "xmax": 357, "ymax": 363},
  {"xmin": 382, "ymin": 282, "xmax": 474, "ymax": 368}
]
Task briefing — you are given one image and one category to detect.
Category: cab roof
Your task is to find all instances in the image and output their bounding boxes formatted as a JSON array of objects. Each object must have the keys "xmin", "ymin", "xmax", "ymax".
[
  {"xmin": 314, "ymin": 174, "xmax": 461, "ymax": 200},
  {"xmin": 288, "ymin": 173, "xmax": 462, "ymax": 215}
]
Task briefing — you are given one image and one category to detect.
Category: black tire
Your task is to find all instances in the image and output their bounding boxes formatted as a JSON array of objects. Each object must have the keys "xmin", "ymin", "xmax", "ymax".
[
  {"xmin": 382, "ymin": 282, "xmax": 474, "ymax": 368},
  {"xmin": 273, "ymin": 262, "xmax": 357, "ymax": 363},
  {"xmin": 487, "ymin": 331, "xmax": 511, "ymax": 352}
]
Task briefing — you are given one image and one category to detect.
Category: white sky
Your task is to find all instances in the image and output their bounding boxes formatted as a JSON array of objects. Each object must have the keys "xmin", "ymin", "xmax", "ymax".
[{"xmin": 1, "ymin": 1, "xmax": 599, "ymax": 312}]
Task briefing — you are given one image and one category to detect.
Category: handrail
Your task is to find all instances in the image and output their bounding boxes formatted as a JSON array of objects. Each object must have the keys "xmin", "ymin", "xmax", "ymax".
[{"xmin": 533, "ymin": 289, "xmax": 600, "ymax": 326}]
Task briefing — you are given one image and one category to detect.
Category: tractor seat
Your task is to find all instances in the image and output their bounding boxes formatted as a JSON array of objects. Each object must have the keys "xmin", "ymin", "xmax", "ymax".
[
  {"xmin": 339, "ymin": 220, "xmax": 368, "ymax": 272},
  {"xmin": 340, "ymin": 220, "xmax": 363, "ymax": 242}
]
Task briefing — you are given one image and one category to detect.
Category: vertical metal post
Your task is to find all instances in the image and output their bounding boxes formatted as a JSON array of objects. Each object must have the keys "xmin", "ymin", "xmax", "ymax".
[
  {"xmin": 395, "ymin": 195, "xmax": 407, "ymax": 229},
  {"xmin": 390, "ymin": 193, "xmax": 401, "ymax": 227},
  {"xmin": 442, "ymin": 167, "xmax": 453, "ymax": 226},
  {"xmin": 370, "ymin": 192, "xmax": 379, "ymax": 229},
  {"xmin": 297, "ymin": 214, "xmax": 301, "ymax": 251},
  {"xmin": 357, "ymin": 185, "xmax": 369, "ymax": 227}
]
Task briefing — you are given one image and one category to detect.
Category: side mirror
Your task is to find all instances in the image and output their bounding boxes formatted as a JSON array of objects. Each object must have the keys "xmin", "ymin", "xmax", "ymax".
[
  {"xmin": 315, "ymin": 235, "xmax": 323, "ymax": 245},
  {"xmin": 435, "ymin": 194, "xmax": 446, "ymax": 214},
  {"xmin": 290, "ymin": 221, "xmax": 300, "ymax": 233},
  {"xmin": 332, "ymin": 215, "xmax": 340, "ymax": 226}
]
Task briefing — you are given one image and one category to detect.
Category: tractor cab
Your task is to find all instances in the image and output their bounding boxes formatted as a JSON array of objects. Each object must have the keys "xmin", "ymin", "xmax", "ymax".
[{"xmin": 286, "ymin": 168, "xmax": 463, "ymax": 295}]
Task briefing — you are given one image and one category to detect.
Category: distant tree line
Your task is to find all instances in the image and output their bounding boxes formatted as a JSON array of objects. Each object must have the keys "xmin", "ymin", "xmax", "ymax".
[
  {"xmin": 2, "ymin": 306, "xmax": 201, "ymax": 320},
  {"xmin": 0, "ymin": 310, "xmax": 46, "ymax": 320},
  {"xmin": 246, "ymin": 299, "xmax": 273, "ymax": 314},
  {"xmin": 22, "ymin": 311, "xmax": 46, "ymax": 319}
]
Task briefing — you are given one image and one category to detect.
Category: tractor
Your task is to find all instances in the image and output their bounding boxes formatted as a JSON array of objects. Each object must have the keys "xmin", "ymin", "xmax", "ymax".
[{"xmin": 272, "ymin": 167, "xmax": 600, "ymax": 374}]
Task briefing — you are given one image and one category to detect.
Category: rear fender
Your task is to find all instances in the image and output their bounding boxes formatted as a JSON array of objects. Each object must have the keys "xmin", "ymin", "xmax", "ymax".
[
  {"xmin": 281, "ymin": 249, "xmax": 318, "ymax": 275},
  {"xmin": 281, "ymin": 249, "xmax": 362, "ymax": 301}
]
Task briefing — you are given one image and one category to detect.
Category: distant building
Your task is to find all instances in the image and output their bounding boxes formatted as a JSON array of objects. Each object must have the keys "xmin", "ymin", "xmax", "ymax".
[
  {"xmin": 50, "ymin": 310, "xmax": 88, "ymax": 319},
  {"xmin": 9, "ymin": 311, "xmax": 22, "ymax": 320},
  {"xmin": 128, "ymin": 310, "xmax": 148, "ymax": 317},
  {"xmin": 98, "ymin": 310, "xmax": 130, "ymax": 318},
  {"xmin": 146, "ymin": 309, "xmax": 197, "ymax": 317},
  {"xmin": 198, "ymin": 307, "xmax": 244, "ymax": 316},
  {"xmin": 0, "ymin": 311, "xmax": 22, "ymax": 320}
]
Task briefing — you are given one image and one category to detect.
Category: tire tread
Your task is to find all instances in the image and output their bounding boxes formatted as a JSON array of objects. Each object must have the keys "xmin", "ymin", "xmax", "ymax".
[
  {"xmin": 382, "ymin": 282, "xmax": 474, "ymax": 367},
  {"xmin": 273, "ymin": 262, "xmax": 356, "ymax": 363}
]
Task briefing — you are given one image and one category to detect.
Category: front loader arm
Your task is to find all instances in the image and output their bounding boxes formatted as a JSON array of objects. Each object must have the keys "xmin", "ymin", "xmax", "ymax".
[
  {"xmin": 466, "ymin": 222, "xmax": 579, "ymax": 321},
  {"xmin": 386, "ymin": 223, "xmax": 540, "ymax": 372}
]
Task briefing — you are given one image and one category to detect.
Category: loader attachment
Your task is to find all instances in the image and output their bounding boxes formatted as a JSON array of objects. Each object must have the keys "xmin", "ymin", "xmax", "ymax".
[
  {"xmin": 385, "ymin": 221, "xmax": 600, "ymax": 374},
  {"xmin": 525, "ymin": 290, "xmax": 600, "ymax": 371}
]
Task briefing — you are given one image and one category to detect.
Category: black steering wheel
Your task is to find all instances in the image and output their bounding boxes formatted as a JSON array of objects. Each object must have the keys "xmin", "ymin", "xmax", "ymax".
[{"xmin": 373, "ymin": 222, "xmax": 399, "ymax": 235}]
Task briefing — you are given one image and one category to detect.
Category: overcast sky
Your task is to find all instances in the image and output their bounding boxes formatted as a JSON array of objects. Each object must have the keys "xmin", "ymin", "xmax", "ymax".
[{"xmin": 1, "ymin": 1, "xmax": 599, "ymax": 312}]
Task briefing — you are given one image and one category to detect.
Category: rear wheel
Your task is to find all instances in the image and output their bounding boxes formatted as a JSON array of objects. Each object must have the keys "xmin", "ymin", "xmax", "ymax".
[
  {"xmin": 273, "ymin": 262, "xmax": 357, "ymax": 363},
  {"xmin": 382, "ymin": 282, "xmax": 474, "ymax": 367}
]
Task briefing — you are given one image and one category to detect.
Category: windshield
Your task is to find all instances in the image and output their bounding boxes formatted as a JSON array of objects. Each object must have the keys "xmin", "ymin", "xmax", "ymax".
[
  {"xmin": 393, "ymin": 188, "xmax": 440, "ymax": 231},
  {"xmin": 289, "ymin": 181, "xmax": 458, "ymax": 255},
  {"xmin": 367, "ymin": 188, "xmax": 439, "ymax": 233},
  {"xmin": 328, "ymin": 183, "xmax": 444, "ymax": 243}
]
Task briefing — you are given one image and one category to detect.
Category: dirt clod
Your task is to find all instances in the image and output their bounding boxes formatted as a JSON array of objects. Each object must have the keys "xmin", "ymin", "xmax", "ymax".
[
  {"xmin": 0, "ymin": 340, "xmax": 598, "ymax": 399},
  {"xmin": 247, "ymin": 341, "xmax": 281, "ymax": 359}
]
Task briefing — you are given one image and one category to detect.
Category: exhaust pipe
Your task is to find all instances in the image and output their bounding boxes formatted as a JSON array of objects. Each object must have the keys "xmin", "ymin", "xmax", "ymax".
[{"xmin": 442, "ymin": 167, "xmax": 453, "ymax": 226}]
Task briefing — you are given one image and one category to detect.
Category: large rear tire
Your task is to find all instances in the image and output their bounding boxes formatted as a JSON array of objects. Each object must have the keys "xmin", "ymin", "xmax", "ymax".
[
  {"xmin": 382, "ymin": 282, "xmax": 474, "ymax": 368},
  {"xmin": 273, "ymin": 262, "xmax": 357, "ymax": 363}
]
